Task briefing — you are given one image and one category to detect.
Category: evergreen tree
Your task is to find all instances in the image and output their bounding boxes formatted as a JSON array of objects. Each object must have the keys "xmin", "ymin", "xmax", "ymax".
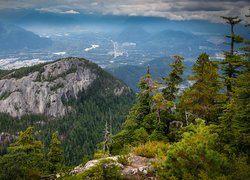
[
  {"xmin": 48, "ymin": 131, "xmax": 63, "ymax": 170},
  {"xmin": 123, "ymin": 66, "xmax": 156, "ymax": 129},
  {"xmin": 218, "ymin": 14, "xmax": 249, "ymax": 155},
  {"xmin": 179, "ymin": 53, "xmax": 224, "ymax": 123},
  {"xmin": 162, "ymin": 55, "xmax": 185, "ymax": 101},
  {"xmin": 219, "ymin": 60, "xmax": 250, "ymax": 156},
  {"xmin": 0, "ymin": 127, "xmax": 49, "ymax": 179},
  {"xmin": 220, "ymin": 16, "xmax": 244, "ymax": 96}
]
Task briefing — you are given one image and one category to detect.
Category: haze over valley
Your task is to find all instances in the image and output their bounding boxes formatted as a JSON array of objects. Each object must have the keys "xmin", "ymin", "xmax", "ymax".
[{"xmin": 0, "ymin": 9, "xmax": 248, "ymax": 71}]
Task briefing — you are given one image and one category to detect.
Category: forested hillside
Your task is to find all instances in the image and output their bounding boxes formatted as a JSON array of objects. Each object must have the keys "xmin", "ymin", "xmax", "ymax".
[{"xmin": 0, "ymin": 58, "xmax": 135, "ymax": 167}]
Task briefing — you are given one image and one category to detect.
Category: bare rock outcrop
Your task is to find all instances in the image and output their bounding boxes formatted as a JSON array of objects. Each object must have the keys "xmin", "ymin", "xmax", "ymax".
[
  {"xmin": 71, "ymin": 154, "xmax": 157, "ymax": 179},
  {"xmin": 0, "ymin": 57, "xmax": 130, "ymax": 118}
]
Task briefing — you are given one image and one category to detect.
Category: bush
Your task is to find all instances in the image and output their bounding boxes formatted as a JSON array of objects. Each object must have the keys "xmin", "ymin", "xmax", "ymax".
[
  {"xmin": 133, "ymin": 127, "xmax": 149, "ymax": 144},
  {"xmin": 110, "ymin": 130, "xmax": 132, "ymax": 155},
  {"xmin": 117, "ymin": 155, "xmax": 130, "ymax": 166},
  {"xmin": 71, "ymin": 159, "xmax": 124, "ymax": 180},
  {"xmin": 93, "ymin": 150, "xmax": 108, "ymax": 159},
  {"xmin": 133, "ymin": 141, "xmax": 170, "ymax": 158},
  {"xmin": 157, "ymin": 119, "xmax": 229, "ymax": 179}
]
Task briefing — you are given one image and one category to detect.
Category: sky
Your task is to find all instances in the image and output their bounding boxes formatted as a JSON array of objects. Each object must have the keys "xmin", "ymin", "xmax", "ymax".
[{"xmin": 0, "ymin": 0, "xmax": 249, "ymax": 22}]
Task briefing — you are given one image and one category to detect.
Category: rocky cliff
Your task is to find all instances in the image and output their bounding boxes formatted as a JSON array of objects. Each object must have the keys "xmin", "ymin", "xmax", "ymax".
[{"xmin": 0, "ymin": 57, "xmax": 131, "ymax": 118}]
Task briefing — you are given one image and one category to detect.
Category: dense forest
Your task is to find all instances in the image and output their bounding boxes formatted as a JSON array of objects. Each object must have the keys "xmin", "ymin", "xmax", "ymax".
[
  {"xmin": 0, "ymin": 58, "xmax": 135, "ymax": 166},
  {"xmin": 0, "ymin": 14, "xmax": 249, "ymax": 179}
]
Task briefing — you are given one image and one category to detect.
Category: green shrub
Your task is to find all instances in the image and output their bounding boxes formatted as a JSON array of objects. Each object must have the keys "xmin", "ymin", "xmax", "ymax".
[
  {"xmin": 133, "ymin": 141, "xmax": 170, "ymax": 158},
  {"xmin": 133, "ymin": 127, "xmax": 149, "ymax": 144},
  {"xmin": 72, "ymin": 159, "xmax": 124, "ymax": 180},
  {"xmin": 110, "ymin": 130, "xmax": 133, "ymax": 155},
  {"xmin": 93, "ymin": 150, "xmax": 108, "ymax": 159},
  {"xmin": 117, "ymin": 155, "xmax": 130, "ymax": 166},
  {"xmin": 157, "ymin": 119, "xmax": 228, "ymax": 179}
]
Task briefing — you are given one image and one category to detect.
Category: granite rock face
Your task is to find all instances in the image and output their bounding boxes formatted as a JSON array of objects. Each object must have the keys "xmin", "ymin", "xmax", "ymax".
[{"xmin": 0, "ymin": 57, "xmax": 130, "ymax": 118}]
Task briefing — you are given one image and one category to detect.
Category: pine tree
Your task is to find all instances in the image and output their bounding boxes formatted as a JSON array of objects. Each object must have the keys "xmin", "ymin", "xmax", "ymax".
[
  {"xmin": 0, "ymin": 127, "xmax": 48, "ymax": 179},
  {"xmin": 48, "ymin": 131, "xmax": 63, "ymax": 167},
  {"xmin": 218, "ymin": 14, "xmax": 249, "ymax": 155},
  {"xmin": 179, "ymin": 53, "xmax": 224, "ymax": 123},
  {"xmin": 162, "ymin": 55, "xmax": 185, "ymax": 102},
  {"xmin": 137, "ymin": 65, "xmax": 156, "ymax": 117},
  {"xmin": 220, "ymin": 16, "xmax": 244, "ymax": 96},
  {"xmin": 124, "ymin": 66, "xmax": 157, "ymax": 129},
  {"xmin": 232, "ymin": 60, "xmax": 250, "ymax": 155},
  {"xmin": 219, "ymin": 60, "xmax": 250, "ymax": 155}
]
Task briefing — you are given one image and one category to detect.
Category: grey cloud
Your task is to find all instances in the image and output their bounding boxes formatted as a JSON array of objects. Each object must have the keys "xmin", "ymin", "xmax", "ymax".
[{"xmin": 0, "ymin": 0, "xmax": 249, "ymax": 22}]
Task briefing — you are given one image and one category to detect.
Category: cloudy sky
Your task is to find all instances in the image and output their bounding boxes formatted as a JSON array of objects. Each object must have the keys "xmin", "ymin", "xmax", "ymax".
[{"xmin": 0, "ymin": 0, "xmax": 249, "ymax": 22}]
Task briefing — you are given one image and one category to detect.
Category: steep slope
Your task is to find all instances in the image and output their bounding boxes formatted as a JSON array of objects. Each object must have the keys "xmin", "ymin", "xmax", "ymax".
[
  {"xmin": 0, "ymin": 57, "xmax": 135, "ymax": 165},
  {"xmin": 0, "ymin": 57, "xmax": 131, "ymax": 117}
]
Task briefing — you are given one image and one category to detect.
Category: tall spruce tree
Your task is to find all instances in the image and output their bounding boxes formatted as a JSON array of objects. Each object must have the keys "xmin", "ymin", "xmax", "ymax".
[
  {"xmin": 48, "ymin": 131, "xmax": 63, "ymax": 172},
  {"xmin": 162, "ymin": 55, "xmax": 185, "ymax": 102},
  {"xmin": 221, "ymin": 16, "xmax": 244, "ymax": 96},
  {"xmin": 124, "ymin": 66, "xmax": 156, "ymax": 129},
  {"xmin": 0, "ymin": 127, "xmax": 48, "ymax": 179},
  {"xmin": 219, "ymin": 13, "xmax": 249, "ymax": 156},
  {"xmin": 179, "ymin": 53, "xmax": 223, "ymax": 123}
]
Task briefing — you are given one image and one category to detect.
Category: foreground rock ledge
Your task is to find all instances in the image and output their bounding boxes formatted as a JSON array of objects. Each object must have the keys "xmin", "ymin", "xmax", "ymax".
[{"xmin": 71, "ymin": 154, "xmax": 157, "ymax": 179}]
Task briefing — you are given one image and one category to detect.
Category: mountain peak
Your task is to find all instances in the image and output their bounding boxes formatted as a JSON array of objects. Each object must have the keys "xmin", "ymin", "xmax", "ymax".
[{"xmin": 0, "ymin": 57, "xmax": 131, "ymax": 117}]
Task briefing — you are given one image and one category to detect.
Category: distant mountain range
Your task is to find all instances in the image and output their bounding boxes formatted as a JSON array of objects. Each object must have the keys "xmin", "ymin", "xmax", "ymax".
[{"xmin": 0, "ymin": 22, "xmax": 52, "ymax": 51}]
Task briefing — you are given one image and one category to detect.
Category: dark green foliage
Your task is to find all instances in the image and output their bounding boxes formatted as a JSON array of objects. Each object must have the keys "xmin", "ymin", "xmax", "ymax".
[
  {"xmin": 156, "ymin": 119, "xmax": 250, "ymax": 179},
  {"xmin": 0, "ymin": 69, "xmax": 134, "ymax": 166},
  {"xmin": 162, "ymin": 55, "xmax": 185, "ymax": 101},
  {"xmin": 48, "ymin": 131, "xmax": 63, "ymax": 171},
  {"xmin": 0, "ymin": 58, "xmax": 135, "ymax": 166},
  {"xmin": 111, "ymin": 57, "xmax": 185, "ymax": 154},
  {"xmin": 157, "ymin": 120, "xmax": 226, "ymax": 179},
  {"xmin": 0, "ymin": 90, "xmax": 134, "ymax": 166},
  {"xmin": 179, "ymin": 53, "xmax": 225, "ymax": 123},
  {"xmin": 219, "ymin": 60, "xmax": 250, "ymax": 156},
  {"xmin": 220, "ymin": 16, "xmax": 244, "ymax": 96},
  {"xmin": 0, "ymin": 127, "xmax": 50, "ymax": 180}
]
